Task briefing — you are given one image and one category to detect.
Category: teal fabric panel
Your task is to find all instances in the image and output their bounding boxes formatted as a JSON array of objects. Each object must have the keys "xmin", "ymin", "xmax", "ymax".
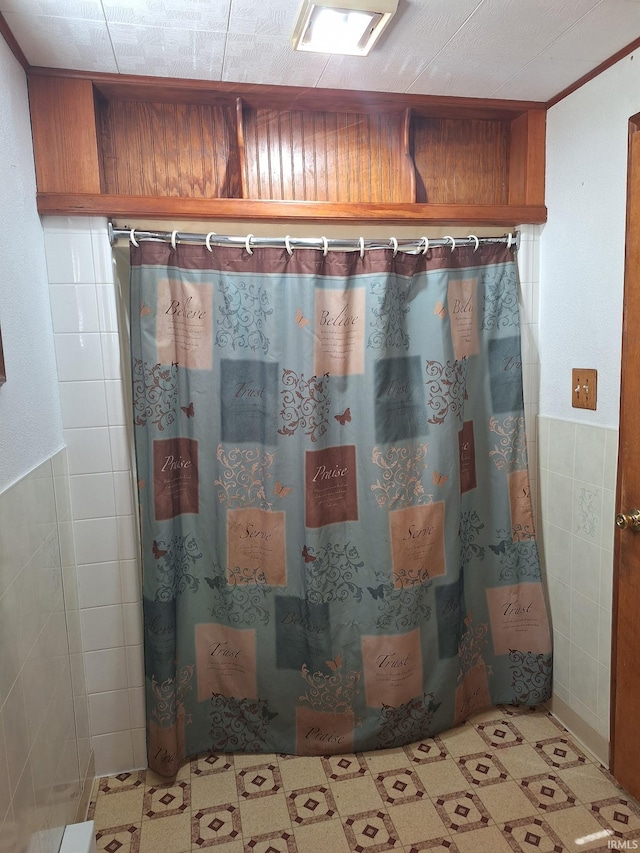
[{"xmin": 130, "ymin": 241, "xmax": 552, "ymax": 777}]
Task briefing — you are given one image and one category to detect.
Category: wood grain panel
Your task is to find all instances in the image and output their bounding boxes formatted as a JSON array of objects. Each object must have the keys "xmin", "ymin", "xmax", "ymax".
[
  {"xmin": 98, "ymin": 100, "xmax": 242, "ymax": 198},
  {"xmin": 28, "ymin": 76, "xmax": 101, "ymax": 194},
  {"xmin": 67, "ymin": 68, "xmax": 542, "ymax": 119},
  {"xmin": 242, "ymin": 107, "xmax": 414, "ymax": 203},
  {"xmin": 27, "ymin": 70, "xmax": 547, "ymax": 222},
  {"xmin": 508, "ymin": 108, "xmax": 546, "ymax": 206},
  {"xmin": 35, "ymin": 193, "xmax": 546, "ymax": 225},
  {"xmin": 0, "ymin": 12, "xmax": 28, "ymax": 69},
  {"xmin": 412, "ymin": 117, "xmax": 509, "ymax": 205}
]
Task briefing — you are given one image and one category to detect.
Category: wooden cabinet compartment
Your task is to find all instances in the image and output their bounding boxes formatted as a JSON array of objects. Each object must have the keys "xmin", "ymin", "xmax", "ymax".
[
  {"xmin": 27, "ymin": 70, "xmax": 547, "ymax": 223},
  {"xmin": 240, "ymin": 107, "xmax": 414, "ymax": 203},
  {"xmin": 97, "ymin": 98, "xmax": 242, "ymax": 199},
  {"xmin": 412, "ymin": 117, "xmax": 509, "ymax": 205}
]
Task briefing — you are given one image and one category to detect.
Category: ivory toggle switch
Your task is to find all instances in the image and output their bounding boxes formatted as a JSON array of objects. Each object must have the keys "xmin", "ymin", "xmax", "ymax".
[{"xmin": 571, "ymin": 368, "xmax": 597, "ymax": 410}]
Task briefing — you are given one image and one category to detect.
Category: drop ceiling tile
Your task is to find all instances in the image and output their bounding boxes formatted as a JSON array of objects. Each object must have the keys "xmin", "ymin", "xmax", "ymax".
[
  {"xmin": 438, "ymin": 0, "xmax": 600, "ymax": 61},
  {"xmin": 407, "ymin": 52, "xmax": 532, "ymax": 99},
  {"xmin": 1, "ymin": 0, "xmax": 639, "ymax": 101},
  {"xmin": 490, "ymin": 57, "xmax": 598, "ymax": 101},
  {"xmin": 109, "ymin": 23, "xmax": 226, "ymax": 78},
  {"xmin": 539, "ymin": 0, "xmax": 640, "ymax": 64},
  {"xmin": 318, "ymin": 52, "xmax": 434, "ymax": 93},
  {"xmin": 227, "ymin": 0, "xmax": 300, "ymax": 37},
  {"xmin": 2, "ymin": 12, "xmax": 117, "ymax": 71},
  {"xmin": 102, "ymin": 0, "xmax": 231, "ymax": 32},
  {"xmin": 0, "ymin": 0, "xmax": 104, "ymax": 19},
  {"xmin": 221, "ymin": 32, "xmax": 330, "ymax": 87},
  {"xmin": 378, "ymin": 0, "xmax": 490, "ymax": 59},
  {"xmin": 317, "ymin": 0, "xmax": 483, "ymax": 94}
]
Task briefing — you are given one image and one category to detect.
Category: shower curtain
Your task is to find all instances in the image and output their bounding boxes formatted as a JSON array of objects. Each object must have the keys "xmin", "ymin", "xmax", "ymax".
[{"xmin": 130, "ymin": 239, "xmax": 552, "ymax": 777}]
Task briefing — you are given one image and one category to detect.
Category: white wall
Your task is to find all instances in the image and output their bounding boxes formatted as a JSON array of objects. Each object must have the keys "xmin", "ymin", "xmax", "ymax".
[
  {"xmin": 540, "ymin": 51, "xmax": 640, "ymax": 428},
  {"xmin": 0, "ymin": 33, "xmax": 90, "ymax": 853},
  {"xmin": 538, "ymin": 48, "xmax": 640, "ymax": 761},
  {"xmin": 0, "ymin": 36, "xmax": 63, "ymax": 490}
]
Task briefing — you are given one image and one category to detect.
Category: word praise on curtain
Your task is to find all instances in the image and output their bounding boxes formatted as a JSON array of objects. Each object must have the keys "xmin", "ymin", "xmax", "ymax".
[{"xmin": 130, "ymin": 240, "xmax": 552, "ymax": 777}]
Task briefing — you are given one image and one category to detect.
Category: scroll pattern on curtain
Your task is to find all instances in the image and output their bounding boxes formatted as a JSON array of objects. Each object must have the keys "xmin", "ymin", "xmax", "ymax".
[{"xmin": 130, "ymin": 241, "xmax": 552, "ymax": 777}]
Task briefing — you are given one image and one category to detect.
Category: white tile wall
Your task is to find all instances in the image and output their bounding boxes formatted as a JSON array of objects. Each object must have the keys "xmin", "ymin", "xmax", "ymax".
[
  {"xmin": 515, "ymin": 225, "xmax": 541, "ymax": 532},
  {"xmin": 43, "ymin": 216, "xmax": 144, "ymax": 776},
  {"xmin": 0, "ymin": 450, "xmax": 88, "ymax": 853},
  {"xmin": 517, "ymin": 229, "xmax": 615, "ymax": 753},
  {"xmin": 538, "ymin": 414, "xmax": 617, "ymax": 744}
]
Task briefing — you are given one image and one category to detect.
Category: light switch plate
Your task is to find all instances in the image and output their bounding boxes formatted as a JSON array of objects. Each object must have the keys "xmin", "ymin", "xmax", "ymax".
[{"xmin": 572, "ymin": 368, "xmax": 597, "ymax": 410}]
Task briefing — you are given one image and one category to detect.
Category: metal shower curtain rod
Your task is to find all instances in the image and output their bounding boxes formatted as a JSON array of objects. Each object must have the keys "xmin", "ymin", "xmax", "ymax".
[{"xmin": 108, "ymin": 223, "xmax": 520, "ymax": 255}]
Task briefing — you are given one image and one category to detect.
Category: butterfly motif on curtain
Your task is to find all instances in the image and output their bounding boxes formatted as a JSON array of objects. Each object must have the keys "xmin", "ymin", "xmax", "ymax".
[
  {"xmin": 325, "ymin": 654, "xmax": 342, "ymax": 671},
  {"xmin": 295, "ymin": 308, "xmax": 310, "ymax": 328},
  {"xmin": 367, "ymin": 583, "xmax": 386, "ymax": 600},
  {"xmin": 152, "ymin": 540, "xmax": 167, "ymax": 559},
  {"xmin": 181, "ymin": 402, "xmax": 195, "ymax": 418},
  {"xmin": 205, "ymin": 575, "xmax": 225, "ymax": 589},
  {"xmin": 434, "ymin": 301, "xmax": 447, "ymax": 319},
  {"xmin": 432, "ymin": 471, "xmax": 448, "ymax": 486},
  {"xmin": 301, "ymin": 545, "xmax": 316, "ymax": 563},
  {"xmin": 140, "ymin": 302, "xmax": 152, "ymax": 316},
  {"xmin": 274, "ymin": 481, "xmax": 292, "ymax": 498},
  {"xmin": 335, "ymin": 407, "xmax": 351, "ymax": 425},
  {"xmin": 489, "ymin": 540, "xmax": 508, "ymax": 555}
]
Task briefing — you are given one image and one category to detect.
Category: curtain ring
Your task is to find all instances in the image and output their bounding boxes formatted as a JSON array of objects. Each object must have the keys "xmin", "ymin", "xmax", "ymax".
[
  {"xmin": 444, "ymin": 235, "xmax": 456, "ymax": 252},
  {"xmin": 507, "ymin": 232, "xmax": 514, "ymax": 249},
  {"xmin": 205, "ymin": 232, "xmax": 216, "ymax": 252},
  {"xmin": 421, "ymin": 237, "xmax": 429, "ymax": 255},
  {"xmin": 285, "ymin": 235, "xmax": 293, "ymax": 256},
  {"xmin": 467, "ymin": 234, "xmax": 479, "ymax": 252},
  {"xmin": 170, "ymin": 230, "xmax": 178, "ymax": 250},
  {"xmin": 389, "ymin": 237, "xmax": 398, "ymax": 258},
  {"xmin": 245, "ymin": 234, "xmax": 254, "ymax": 255},
  {"xmin": 359, "ymin": 237, "xmax": 365, "ymax": 259},
  {"xmin": 322, "ymin": 236, "xmax": 328, "ymax": 257},
  {"xmin": 129, "ymin": 228, "xmax": 139, "ymax": 248}
]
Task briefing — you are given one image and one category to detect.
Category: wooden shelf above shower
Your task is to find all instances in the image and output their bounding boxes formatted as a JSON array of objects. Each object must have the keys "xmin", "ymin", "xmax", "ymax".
[{"xmin": 27, "ymin": 69, "xmax": 548, "ymax": 225}]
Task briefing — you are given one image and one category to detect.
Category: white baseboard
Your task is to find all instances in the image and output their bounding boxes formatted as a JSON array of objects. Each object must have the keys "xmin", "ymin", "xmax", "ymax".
[{"xmin": 545, "ymin": 695, "xmax": 609, "ymax": 767}]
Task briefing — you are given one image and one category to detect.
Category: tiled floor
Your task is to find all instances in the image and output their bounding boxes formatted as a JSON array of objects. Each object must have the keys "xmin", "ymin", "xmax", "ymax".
[{"xmin": 88, "ymin": 705, "xmax": 640, "ymax": 853}]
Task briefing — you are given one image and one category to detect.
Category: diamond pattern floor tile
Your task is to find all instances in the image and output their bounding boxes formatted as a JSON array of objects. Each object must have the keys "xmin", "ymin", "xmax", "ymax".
[
  {"xmin": 95, "ymin": 824, "xmax": 141, "ymax": 853},
  {"xmin": 191, "ymin": 804, "xmax": 241, "ymax": 848},
  {"xmin": 286, "ymin": 784, "xmax": 337, "ymax": 825},
  {"xmin": 457, "ymin": 751, "xmax": 509, "ymax": 787},
  {"xmin": 475, "ymin": 720, "xmax": 524, "ymax": 750},
  {"xmin": 237, "ymin": 763, "xmax": 283, "ymax": 800},
  {"xmin": 144, "ymin": 780, "xmax": 190, "ymax": 819},
  {"xmin": 342, "ymin": 809, "xmax": 400, "ymax": 852},
  {"xmin": 374, "ymin": 768, "xmax": 427, "ymax": 806},
  {"xmin": 589, "ymin": 794, "xmax": 640, "ymax": 840},
  {"xmin": 534, "ymin": 737, "xmax": 589, "ymax": 770},
  {"xmin": 501, "ymin": 816, "xmax": 564, "ymax": 853},
  {"xmin": 191, "ymin": 753, "xmax": 234, "ymax": 777},
  {"xmin": 402, "ymin": 737, "xmax": 448, "ymax": 766},
  {"xmin": 433, "ymin": 790, "xmax": 491, "ymax": 834},
  {"xmin": 87, "ymin": 707, "xmax": 640, "ymax": 853},
  {"xmin": 520, "ymin": 773, "xmax": 577, "ymax": 813}
]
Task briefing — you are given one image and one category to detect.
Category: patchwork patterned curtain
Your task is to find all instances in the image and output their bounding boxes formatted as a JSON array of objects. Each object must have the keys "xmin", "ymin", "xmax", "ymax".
[{"xmin": 130, "ymin": 240, "xmax": 552, "ymax": 778}]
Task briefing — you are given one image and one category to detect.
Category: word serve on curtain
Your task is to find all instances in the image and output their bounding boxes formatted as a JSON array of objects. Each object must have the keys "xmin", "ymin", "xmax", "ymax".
[{"xmin": 130, "ymin": 239, "xmax": 552, "ymax": 777}]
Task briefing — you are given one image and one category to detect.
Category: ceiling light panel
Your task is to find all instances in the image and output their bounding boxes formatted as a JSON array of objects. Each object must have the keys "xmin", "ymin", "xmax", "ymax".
[{"xmin": 292, "ymin": 0, "xmax": 398, "ymax": 56}]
